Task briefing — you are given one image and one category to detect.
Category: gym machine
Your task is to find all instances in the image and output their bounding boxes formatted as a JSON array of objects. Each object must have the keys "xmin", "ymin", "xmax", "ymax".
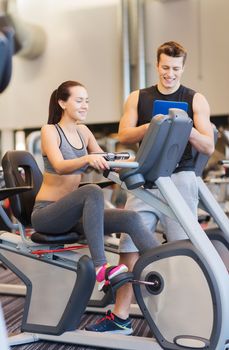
[{"xmin": 0, "ymin": 109, "xmax": 228, "ymax": 349}]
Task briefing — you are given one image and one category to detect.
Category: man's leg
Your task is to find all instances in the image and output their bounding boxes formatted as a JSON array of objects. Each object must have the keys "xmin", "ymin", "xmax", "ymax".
[
  {"xmin": 113, "ymin": 252, "xmax": 139, "ymax": 319},
  {"xmin": 160, "ymin": 171, "xmax": 199, "ymax": 241},
  {"xmin": 85, "ymin": 239, "xmax": 139, "ymax": 334},
  {"xmin": 112, "ymin": 194, "xmax": 160, "ymax": 320}
]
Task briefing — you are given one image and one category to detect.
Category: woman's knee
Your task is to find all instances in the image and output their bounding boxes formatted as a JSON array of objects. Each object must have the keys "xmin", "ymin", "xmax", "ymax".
[
  {"xmin": 126, "ymin": 210, "xmax": 143, "ymax": 225},
  {"xmin": 119, "ymin": 210, "xmax": 143, "ymax": 231},
  {"xmin": 83, "ymin": 184, "xmax": 104, "ymax": 201}
]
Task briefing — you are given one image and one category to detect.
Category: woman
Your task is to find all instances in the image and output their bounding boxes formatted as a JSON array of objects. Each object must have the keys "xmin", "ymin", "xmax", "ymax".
[{"xmin": 31, "ymin": 80, "xmax": 159, "ymax": 291}]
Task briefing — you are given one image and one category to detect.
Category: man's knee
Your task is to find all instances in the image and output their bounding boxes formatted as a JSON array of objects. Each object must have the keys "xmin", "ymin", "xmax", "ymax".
[{"xmin": 119, "ymin": 232, "xmax": 138, "ymax": 253}]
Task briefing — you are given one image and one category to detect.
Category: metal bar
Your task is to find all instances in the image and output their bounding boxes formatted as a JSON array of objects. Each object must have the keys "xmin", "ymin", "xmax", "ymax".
[
  {"xmin": 8, "ymin": 330, "xmax": 162, "ymax": 349},
  {"xmin": 0, "ymin": 283, "xmax": 26, "ymax": 296},
  {"xmin": 108, "ymin": 171, "xmax": 176, "ymax": 219},
  {"xmin": 108, "ymin": 161, "xmax": 139, "ymax": 169},
  {"xmin": 197, "ymin": 176, "xmax": 229, "ymax": 239},
  {"xmin": 38, "ymin": 330, "xmax": 162, "ymax": 350},
  {"xmin": 0, "ymin": 205, "xmax": 18, "ymax": 231}
]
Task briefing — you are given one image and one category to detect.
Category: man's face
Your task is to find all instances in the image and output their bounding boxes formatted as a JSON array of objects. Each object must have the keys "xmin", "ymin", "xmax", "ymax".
[{"xmin": 157, "ymin": 53, "xmax": 184, "ymax": 93}]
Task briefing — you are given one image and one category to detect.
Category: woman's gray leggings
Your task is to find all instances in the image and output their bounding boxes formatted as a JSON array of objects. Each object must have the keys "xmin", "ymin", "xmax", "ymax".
[{"xmin": 31, "ymin": 184, "xmax": 159, "ymax": 267}]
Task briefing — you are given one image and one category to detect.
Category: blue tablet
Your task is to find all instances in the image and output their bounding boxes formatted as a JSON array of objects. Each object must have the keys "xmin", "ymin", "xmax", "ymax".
[{"xmin": 152, "ymin": 100, "xmax": 188, "ymax": 117}]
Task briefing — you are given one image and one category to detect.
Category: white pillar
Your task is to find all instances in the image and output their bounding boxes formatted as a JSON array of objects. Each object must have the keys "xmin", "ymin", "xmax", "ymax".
[
  {"xmin": 0, "ymin": 129, "xmax": 14, "ymax": 159},
  {"xmin": 15, "ymin": 130, "xmax": 26, "ymax": 150}
]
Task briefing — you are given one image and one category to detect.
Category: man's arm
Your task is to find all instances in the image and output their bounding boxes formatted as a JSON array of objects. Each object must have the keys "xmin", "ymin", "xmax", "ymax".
[
  {"xmin": 118, "ymin": 90, "xmax": 149, "ymax": 145},
  {"xmin": 189, "ymin": 92, "xmax": 215, "ymax": 155}
]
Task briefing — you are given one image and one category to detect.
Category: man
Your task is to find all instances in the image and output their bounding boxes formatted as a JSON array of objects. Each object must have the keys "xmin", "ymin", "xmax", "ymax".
[{"xmin": 86, "ymin": 41, "xmax": 214, "ymax": 334}]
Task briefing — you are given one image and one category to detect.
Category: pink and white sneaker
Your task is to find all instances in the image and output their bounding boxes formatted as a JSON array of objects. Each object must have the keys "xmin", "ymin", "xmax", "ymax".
[{"xmin": 96, "ymin": 263, "xmax": 128, "ymax": 291}]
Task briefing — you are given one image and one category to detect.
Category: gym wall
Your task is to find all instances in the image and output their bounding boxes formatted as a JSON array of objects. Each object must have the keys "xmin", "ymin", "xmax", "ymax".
[
  {"xmin": 0, "ymin": 0, "xmax": 122, "ymax": 129},
  {"xmin": 144, "ymin": 0, "xmax": 229, "ymax": 116},
  {"xmin": 0, "ymin": 0, "xmax": 228, "ymax": 131}
]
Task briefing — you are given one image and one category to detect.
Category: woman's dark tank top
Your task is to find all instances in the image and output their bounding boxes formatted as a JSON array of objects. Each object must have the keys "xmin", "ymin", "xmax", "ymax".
[
  {"xmin": 137, "ymin": 84, "xmax": 196, "ymax": 172},
  {"xmin": 43, "ymin": 124, "xmax": 88, "ymax": 175}
]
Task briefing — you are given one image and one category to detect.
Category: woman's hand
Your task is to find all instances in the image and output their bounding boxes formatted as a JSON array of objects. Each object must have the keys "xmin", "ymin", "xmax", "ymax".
[{"xmin": 85, "ymin": 154, "xmax": 110, "ymax": 171}]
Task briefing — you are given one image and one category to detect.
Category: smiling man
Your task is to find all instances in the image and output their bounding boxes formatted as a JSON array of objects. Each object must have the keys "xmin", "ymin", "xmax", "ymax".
[{"xmin": 86, "ymin": 41, "xmax": 215, "ymax": 334}]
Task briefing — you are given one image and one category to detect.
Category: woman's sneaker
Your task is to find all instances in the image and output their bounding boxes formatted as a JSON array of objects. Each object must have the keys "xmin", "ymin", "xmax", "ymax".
[
  {"xmin": 96, "ymin": 263, "xmax": 128, "ymax": 291},
  {"xmin": 85, "ymin": 310, "xmax": 133, "ymax": 335}
]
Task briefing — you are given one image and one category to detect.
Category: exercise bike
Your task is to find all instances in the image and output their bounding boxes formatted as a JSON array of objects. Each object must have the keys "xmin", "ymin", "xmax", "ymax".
[{"xmin": 0, "ymin": 109, "xmax": 228, "ymax": 349}]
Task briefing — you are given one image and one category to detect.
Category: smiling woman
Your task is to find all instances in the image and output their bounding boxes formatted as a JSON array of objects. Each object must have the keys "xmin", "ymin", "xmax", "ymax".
[{"xmin": 30, "ymin": 79, "xmax": 159, "ymax": 293}]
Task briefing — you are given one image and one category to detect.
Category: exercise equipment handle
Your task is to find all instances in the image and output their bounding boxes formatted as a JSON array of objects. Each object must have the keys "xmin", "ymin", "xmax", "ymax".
[
  {"xmin": 91, "ymin": 152, "xmax": 130, "ymax": 161},
  {"xmin": 107, "ymin": 161, "xmax": 139, "ymax": 169}
]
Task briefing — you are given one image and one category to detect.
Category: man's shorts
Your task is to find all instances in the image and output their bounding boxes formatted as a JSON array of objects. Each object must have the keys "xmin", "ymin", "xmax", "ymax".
[{"xmin": 119, "ymin": 171, "xmax": 198, "ymax": 253}]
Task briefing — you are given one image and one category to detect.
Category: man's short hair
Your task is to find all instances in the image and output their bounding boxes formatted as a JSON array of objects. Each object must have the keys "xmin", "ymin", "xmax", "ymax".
[{"xmin": 157, "ymin": 41, "xmax": 187, "ymax": 65}]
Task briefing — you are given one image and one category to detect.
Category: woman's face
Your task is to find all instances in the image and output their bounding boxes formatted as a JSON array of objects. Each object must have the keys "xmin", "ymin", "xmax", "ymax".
[{"xmin": 61, "ymin": 85, "xmax": 89, "ymax": 122}]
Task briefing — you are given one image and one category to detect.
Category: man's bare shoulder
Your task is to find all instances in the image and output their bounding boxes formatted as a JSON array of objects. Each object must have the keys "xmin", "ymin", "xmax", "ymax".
[
  {"xmin": 129, "ymin": 89, "xmax": 139, "ymax": 100},
  {"xmin": 125, "ymin": 90, "xmax": 139, "ymax": 108},
  {"xmin": 193, "ymin": 92, "xmax": 210, "ymax": 112}
]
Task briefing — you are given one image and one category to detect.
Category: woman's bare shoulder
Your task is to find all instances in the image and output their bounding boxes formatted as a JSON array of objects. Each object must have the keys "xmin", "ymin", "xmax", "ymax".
[
  {"xmin": 76, "ymin": 123, "xmax": 92, "ymax": 136},
  {"xmin": 41, "ymin": 124, "xmax": 57, "ymax": 134}
]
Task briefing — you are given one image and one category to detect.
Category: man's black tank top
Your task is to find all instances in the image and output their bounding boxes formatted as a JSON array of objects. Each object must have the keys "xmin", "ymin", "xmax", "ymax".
[{"xmin": 137, "ymin": 84, "xmax": 196, "ymax": 172}]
